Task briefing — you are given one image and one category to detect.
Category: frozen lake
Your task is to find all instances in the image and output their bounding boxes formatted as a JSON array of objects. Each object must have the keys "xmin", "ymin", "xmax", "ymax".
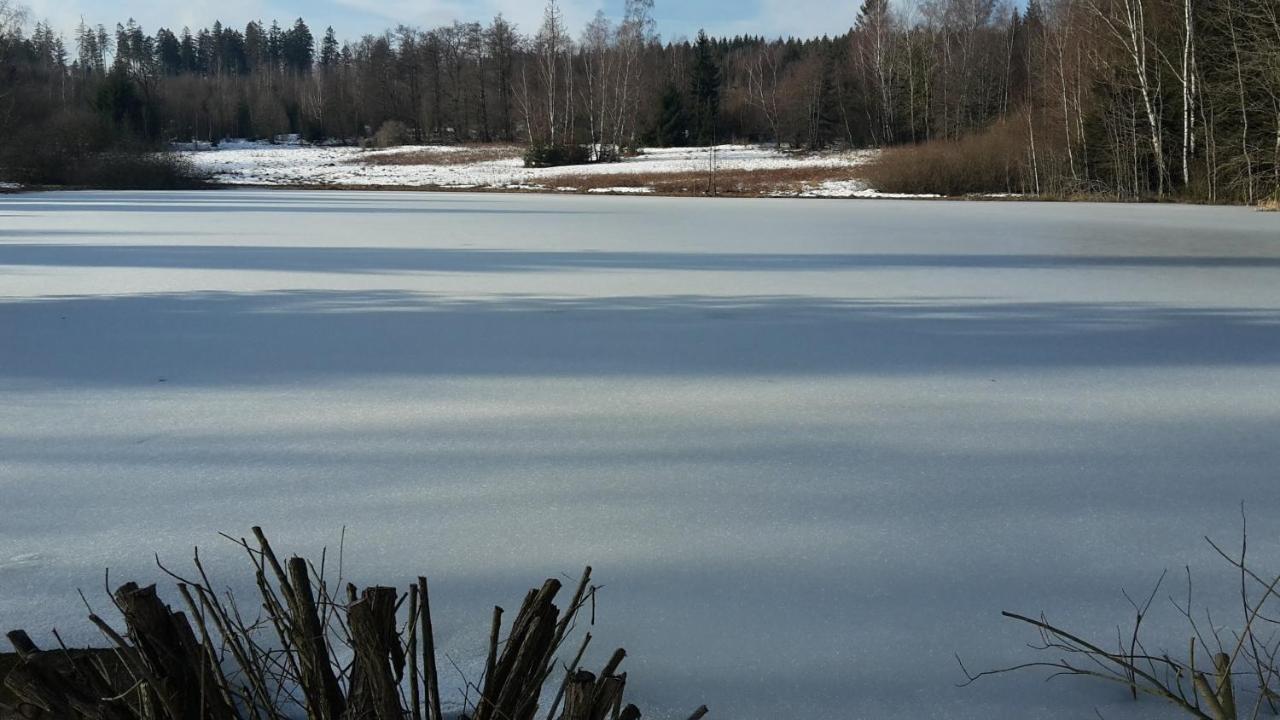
[{"xmin": 2, "ymin": 190, "xmax": 1279, "ymax": 718}]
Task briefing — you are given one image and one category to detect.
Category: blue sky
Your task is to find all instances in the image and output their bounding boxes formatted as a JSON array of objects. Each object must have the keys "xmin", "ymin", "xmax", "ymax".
[{"xmin": 28, "ymin": 0, "xmax": 863, "ymax": 44}]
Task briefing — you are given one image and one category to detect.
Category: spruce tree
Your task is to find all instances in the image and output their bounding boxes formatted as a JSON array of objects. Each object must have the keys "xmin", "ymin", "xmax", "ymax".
[
  {"xmin": 689, "ymin": 29, "xmax": 720, "ymax": 146},
  {"xmin": 266, "ymin": 21, "xmax": 283, "ymax": 72},
  {"xmin": 155, "ymin": 28, "xmax": 181, "ymax": 74},
  {"xmin": 320, "ymin": 27, "xmax": 339, "ymax": 70},
  {"xmin": 809, "ymin": 47, "xmax": 841, "ymax": 149},
  {"xmin": 244, "ymin": 22, "xmax": 264, "ymax": 73},
  {"xmin": 178, "ymin": 28, "xmax": 196, "ymax": 73},
  {"xmin": 284, "ymin": 19, "xmax": 313, "ymax": 74},
  {"xmin": 655, "ymin": 82, "xmax": 687, "ymax": 147}
]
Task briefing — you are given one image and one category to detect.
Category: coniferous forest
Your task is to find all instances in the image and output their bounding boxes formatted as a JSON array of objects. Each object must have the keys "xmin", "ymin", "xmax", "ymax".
[{"xmin": 0, "ymin": 0, "xmax": 1277, "ymax": 201}]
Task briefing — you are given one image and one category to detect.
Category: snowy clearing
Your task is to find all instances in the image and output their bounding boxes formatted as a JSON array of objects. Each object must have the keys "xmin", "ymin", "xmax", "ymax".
[
  {"xmin": 183, "ymin": 141, "xmax": 880, "ymax": 196},
  {"xmin": 2, "ymin": 190, "xmax": 1280, "ymax": 719}
]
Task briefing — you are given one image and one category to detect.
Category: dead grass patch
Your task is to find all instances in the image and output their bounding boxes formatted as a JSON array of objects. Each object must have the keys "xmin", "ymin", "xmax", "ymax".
[
  {"xmin": 355, "ymin": 144, "xmax": 523, "ymax": 166},
  {"xmin": 543, "ymin": 165, "xmax": 858, "ymax": 196},
  {"xmin": 1258, "ymin": 197, "xmax": 1279, "ymax": 212}
]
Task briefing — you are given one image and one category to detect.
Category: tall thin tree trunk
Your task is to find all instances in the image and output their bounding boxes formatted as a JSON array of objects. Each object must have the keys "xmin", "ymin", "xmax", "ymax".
[
  {"xmin": 1180, "ymin": 0, "xmax": 1195, "ymax": 187},
  {"xmin": 1224, "ymin": 0, "xmax": 1254, "ymax": 202}
]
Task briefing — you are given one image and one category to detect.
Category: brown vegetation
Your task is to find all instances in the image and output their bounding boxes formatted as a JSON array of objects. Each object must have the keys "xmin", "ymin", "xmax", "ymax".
[
  {"xmin": 859, "ymin": 121, "xmax": 1033, "ymax": 197},
  {"xmin": 543, "ymin": 166, "xmax": 859, "ymax": 197},
  {"xmin": 356, "ymin": 145, "xmax": 524, "ymax": 167}
]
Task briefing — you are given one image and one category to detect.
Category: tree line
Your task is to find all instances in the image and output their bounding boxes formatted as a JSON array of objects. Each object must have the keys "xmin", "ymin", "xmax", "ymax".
[{"xmin": 0, "ymin": 0, "xmax": 1276, "ymax": 201}]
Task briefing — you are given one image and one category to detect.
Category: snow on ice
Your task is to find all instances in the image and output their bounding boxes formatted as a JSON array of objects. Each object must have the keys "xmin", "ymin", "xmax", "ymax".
[{"xmin": 2, "ymin": 190, "xmax": 1279, "ymax": 718}]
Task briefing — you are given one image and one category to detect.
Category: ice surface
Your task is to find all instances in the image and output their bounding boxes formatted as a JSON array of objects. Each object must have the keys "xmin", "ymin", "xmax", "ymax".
[{"xmin": 2, "ymin": 190, "xmax": 1280, "ymax": 718}]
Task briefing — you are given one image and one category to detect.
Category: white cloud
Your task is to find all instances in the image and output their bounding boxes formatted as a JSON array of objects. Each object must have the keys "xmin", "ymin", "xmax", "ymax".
[
  {"xmin": 481, "ymin": 0, "xmax": 603, "ymax": 35},
  {"xmin": 324, "ymin": 0, "xmax": 604, "ymax": 36},
  {"xmin": 703, "ymin": 0, "xmax": 859, "ymax": 39},
  {"xmin": 328, "ymin": 0, "xmax": 470, "ymax": 29},
  {"xmin": 22, "ymin": 0, "xmax": 859, "ymax": 46},
  {"xmin": 27, "ymin": 0, "xmax": 268, "ymax": 34}
]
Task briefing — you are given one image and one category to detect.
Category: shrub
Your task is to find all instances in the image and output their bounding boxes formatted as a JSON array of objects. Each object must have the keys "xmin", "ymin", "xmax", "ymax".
[
  {"xmin": 860, "ymin": 120, "xmax": 1035, "ymax": 196},
  {"xmin": 372, "ymin": 119, "xmax": 413, "ymax": 148},
  {"xmin": 523, "ymin": 142, "xmax": 593, "ymax": 168},
  {"xmin": 67, "ymin": 150, "xmax": 211, "ymax": 190},
  {"xmin": 962, "ymin": 517, "xmax": 1280, "ymax": 720},
  {"xmin": 0, "ymin": 109, "xmax": 209, "ymax": 189},
  {"xmin": 0, "ymin": 108, "xmax": 105, "ymax": 185},
  {"xmin": 545, "ymin": 166, "xmax": 855, "ymax": 196}
]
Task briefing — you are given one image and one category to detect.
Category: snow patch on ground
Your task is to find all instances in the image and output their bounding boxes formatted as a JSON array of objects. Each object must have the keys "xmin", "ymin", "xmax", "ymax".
[
  {"xmin": 586, "ymin": 186, "xmax": 655, "ymax": 194},
  {"xmin": 182, "ymin": 141, "xmax": 875, "ymax": 194},
  {"xmin": 765, "ymin": 178, "xmax": 941, "ymax": 199},
  {"xmin": 848, "ymin": 188, "xmax": 943, "ymax": 199}
]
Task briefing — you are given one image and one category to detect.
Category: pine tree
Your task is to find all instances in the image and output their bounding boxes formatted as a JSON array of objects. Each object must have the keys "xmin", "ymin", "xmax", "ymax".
[
  {"xmin": 75, "ymin": 21, "xmax": 99, "ymax": 74},
  {"xmin": 113, "ymin": 22, "xmax": 128, "ymax": 70}
]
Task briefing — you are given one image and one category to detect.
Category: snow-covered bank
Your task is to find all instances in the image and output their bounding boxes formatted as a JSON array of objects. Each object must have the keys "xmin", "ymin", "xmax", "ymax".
[
  {"xmin": 182, "ymin": 141, "xmax": 883, "ymax": 197},
  {"xmin": 3, "ymin": 191, "xmax": 1280, "ymax": 719},
  {"xmin": 793, "ymin": 179, "xmax": 942, "ymax": 199}
]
